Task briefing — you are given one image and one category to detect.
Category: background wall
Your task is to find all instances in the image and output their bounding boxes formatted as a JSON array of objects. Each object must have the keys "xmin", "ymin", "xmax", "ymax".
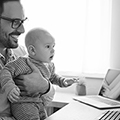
[
  {"xmin": 55, "ymin": 77, "xmax": 103, "ymax": 95},
  {"xmin": 110, "ymin": 0, "xmax": 120, "ymax": 69}
]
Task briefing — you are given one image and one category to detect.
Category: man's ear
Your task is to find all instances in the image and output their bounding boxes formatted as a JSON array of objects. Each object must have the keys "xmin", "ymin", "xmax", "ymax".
[{"xmin": 28, "ymin": 45, "xmax": 36, "ymax": 56}]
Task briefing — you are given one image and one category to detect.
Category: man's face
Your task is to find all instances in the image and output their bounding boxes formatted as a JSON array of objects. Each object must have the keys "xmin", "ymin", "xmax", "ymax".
[{"xmin": 0, "ymin": 1, "xmax": 25, "ymax": 49}]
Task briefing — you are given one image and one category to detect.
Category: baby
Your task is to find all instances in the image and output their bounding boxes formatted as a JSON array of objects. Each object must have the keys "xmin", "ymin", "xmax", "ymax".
[{"xmin": 0, "ymin": 28, "xmax": 84, "ymax": 120}]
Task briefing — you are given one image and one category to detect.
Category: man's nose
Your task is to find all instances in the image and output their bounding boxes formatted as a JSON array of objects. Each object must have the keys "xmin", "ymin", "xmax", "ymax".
[{"xmin": 17, "ymin": 24, "xmax": 25, "ymax": 34}]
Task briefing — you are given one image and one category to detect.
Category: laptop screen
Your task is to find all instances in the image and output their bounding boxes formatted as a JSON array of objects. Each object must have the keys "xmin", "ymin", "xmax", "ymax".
[{"xmin": 99, "ymin": 68, "xmax": 120, "ymax": 101}]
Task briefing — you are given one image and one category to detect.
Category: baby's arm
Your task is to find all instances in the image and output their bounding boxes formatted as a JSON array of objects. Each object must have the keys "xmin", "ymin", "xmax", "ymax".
[
  {"xmin": 0, "ymin": 68, "xmax": 20, "ymax": 102},
  {"xmin": 0, "ymin": 69, "xmax": 17, "ymax": 95},
  {"xmin": 49, "ymin": 63, "xmax": 85, "ymax": 87},
  {"xmin": 8, "ymin": 87, "xmax": 20, "ymax": 103}
]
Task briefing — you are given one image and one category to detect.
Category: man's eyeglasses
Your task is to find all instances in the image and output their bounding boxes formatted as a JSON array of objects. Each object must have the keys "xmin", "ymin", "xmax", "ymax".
[{"xmin": 0, "ymin": 16, "xmax": 27, "ymax": 29}]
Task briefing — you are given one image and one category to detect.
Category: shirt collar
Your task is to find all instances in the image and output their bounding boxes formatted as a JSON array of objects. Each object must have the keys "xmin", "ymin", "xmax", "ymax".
[{"xmin": 29, "ymin": 56, "xmax": 43, "ymax": 66}]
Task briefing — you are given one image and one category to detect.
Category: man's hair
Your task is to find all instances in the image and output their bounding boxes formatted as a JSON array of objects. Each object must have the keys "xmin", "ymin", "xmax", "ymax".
[{"xmin": 0, "ymin": 0, "xmax": 20, "ymax": 15}]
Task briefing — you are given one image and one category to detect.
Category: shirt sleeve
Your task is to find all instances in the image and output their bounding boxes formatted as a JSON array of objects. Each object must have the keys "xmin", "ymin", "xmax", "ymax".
[
  {"xmin": 48, "ymin": 63, "xmax": 67, "ymax": 87},
  {"xmin": 0, "ymin": 68, "xmax": 18, "ymax": 96},
  {"xmin": 0, "ymin": 57, "xmax": 26, "ymax": 96}
]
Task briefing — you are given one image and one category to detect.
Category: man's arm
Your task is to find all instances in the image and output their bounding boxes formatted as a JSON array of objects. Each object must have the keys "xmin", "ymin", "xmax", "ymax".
[{"xmin": 15, "ymin": 59, "xmax": 50, "ymax": 96}]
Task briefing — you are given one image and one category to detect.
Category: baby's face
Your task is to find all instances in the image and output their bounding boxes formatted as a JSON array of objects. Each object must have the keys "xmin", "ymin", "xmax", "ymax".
[{"xmin": 34, "ymin": 34, "xmax": 55, "ymax": 63}]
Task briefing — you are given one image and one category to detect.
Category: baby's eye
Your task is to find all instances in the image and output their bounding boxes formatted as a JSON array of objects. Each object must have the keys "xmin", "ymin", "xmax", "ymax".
[{"xmin": 46, "ymin": 45, "xmax": 50, "ymax": 48}]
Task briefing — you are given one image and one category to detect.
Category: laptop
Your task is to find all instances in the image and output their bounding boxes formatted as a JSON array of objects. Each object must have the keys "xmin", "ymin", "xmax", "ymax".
[{"xmin": 73, "ymin": 68, "xmax": 120, "ymax": 110}]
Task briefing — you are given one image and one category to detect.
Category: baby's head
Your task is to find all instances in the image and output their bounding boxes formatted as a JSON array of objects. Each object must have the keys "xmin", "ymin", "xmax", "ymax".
[{"xmin": 25, "ymin": 28, "xmax": 55, "ymax": 63}]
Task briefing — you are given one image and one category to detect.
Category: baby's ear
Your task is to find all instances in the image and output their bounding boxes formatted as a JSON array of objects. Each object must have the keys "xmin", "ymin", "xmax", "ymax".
[{"xmin": 28, "ymin": 45, "xmax": 36, "ymax": 56}]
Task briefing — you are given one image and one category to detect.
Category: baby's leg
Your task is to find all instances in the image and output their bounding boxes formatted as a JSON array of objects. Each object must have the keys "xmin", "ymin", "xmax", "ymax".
[
  {"xmin": 35, "ymin": 103, "xmax": 47, "ymax": 120},
  {"xmin": 11, "ymin": 102, "xmax": 41, "ymax": 120}
]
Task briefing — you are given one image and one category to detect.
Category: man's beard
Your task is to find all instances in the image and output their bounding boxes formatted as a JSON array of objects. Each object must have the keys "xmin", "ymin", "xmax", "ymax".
[{"xmin": 0, "ymin": 28, "xmax": 18, "ymax": 49}]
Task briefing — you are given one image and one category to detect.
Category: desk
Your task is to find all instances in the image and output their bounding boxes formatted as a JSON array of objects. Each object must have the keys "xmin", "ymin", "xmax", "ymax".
[
  {"xmin": 46, "ymin": 80, "xmax": 101, "ymax": 117},
  {"xmin": 47, "ymin": 91, "xmax": 78, "ymax": 108},
  {"xmin": 47, "ymin": 77, "xmax": 102, "ymax": 108},
  {"xmin": 46, "ymin": 91, "xmax": 78, "ymax": 115},
  {"xmin": 46, "ymin": 100, "xmax": 120, "ymax": 120}
]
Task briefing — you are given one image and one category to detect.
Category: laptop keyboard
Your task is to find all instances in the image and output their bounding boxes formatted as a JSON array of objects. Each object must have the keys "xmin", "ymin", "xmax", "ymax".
[
  {"xmin": 88, "ymin": 96, "xmax": 120, "ymax": 106},
  {"xmin": 97, "ymin": 110, "xmax": 120, "ymax": 120}
]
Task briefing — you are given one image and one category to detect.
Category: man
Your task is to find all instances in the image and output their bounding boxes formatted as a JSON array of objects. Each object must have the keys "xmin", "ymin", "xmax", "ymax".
[{"xmin": 0, "ymin": 0, "xmax": 52, "ymax": 119}]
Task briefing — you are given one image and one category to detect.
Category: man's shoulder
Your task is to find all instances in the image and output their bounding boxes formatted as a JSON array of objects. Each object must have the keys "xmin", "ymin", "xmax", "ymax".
[{"xmin": 12, "ymin": 45, "xmax": 27, "ymax": 59}]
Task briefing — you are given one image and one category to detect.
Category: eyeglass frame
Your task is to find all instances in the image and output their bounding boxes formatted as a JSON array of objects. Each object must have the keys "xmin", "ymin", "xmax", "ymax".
[{"xmin": 0, "ymin": 16, "xmax": 27, "ymax": 29}]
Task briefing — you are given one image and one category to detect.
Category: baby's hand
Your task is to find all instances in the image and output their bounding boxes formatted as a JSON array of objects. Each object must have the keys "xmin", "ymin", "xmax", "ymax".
[
  {"xmin": 64, "ymin": 78, "xmax": 79, "ymax": 86},
  {"xmin": 8, "ymin": 87, "xmax": 20, "ymax": 103}
]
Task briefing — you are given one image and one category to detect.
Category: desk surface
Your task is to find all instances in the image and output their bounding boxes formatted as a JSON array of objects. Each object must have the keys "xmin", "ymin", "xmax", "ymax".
[
  {"xmin": 46, "ymin": 100, "xmax": 120, "ymax": 120},
  {"xmin": 47, "ymin": 91, "xmax": 78, "ymax": 108}
]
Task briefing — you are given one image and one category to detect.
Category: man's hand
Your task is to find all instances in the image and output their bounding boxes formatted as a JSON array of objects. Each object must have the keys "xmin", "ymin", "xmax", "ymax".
[{"xmin": 14, "ymin": 59, "xmax": 49, "ymax": 96}]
